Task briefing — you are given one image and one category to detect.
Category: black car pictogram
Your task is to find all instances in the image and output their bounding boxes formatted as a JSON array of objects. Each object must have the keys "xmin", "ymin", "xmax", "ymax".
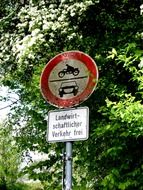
[{"xmin": 59, "ymin": 81, "xmax": 79, "ymax": 97}]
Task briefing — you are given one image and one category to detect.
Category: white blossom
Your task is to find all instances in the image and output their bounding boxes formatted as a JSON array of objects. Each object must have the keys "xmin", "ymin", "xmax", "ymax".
[{"xmin": 138, "ymin": 58, "xmax": 143, "ymax": 69}]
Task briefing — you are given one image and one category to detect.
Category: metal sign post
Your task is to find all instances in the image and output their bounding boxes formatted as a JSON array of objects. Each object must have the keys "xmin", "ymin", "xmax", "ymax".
[{"xmin": 65, "ymin": 142, "xmax": 72, "ymax": 190}]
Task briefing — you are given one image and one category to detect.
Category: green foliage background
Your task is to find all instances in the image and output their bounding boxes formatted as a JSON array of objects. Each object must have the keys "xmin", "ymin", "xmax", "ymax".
[
  {"xmin": 0, "ymin": 0, "xmax": 143, "ymax": 189},
  {"xmin": 0, "ymin": 123, "xmax": 22, "ymax": 190}
]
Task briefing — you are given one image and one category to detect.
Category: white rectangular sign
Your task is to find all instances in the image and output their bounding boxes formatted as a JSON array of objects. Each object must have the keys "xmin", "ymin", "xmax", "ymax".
[{"xmin": 47, "ymin": 107, "xmax": 89, "ymax": 142}]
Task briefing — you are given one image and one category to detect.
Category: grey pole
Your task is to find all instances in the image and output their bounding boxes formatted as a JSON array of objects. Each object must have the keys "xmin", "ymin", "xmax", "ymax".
[
  {"xmin": 62, "ymin": 148, "xmax": 66, "ymax": 190},
  {"xmin": 65, "ymin": 142, "xmax": 72, "ymax": 190}
]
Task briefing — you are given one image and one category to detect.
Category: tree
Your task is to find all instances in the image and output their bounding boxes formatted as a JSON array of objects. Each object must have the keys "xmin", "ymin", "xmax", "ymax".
[
  {"xmin": 0, "ymin": 0, "xmax": 143, "ymax": 189},
  {"xmin": 0, "ymin": 122, "xmax": 22, "ymax": 190}
]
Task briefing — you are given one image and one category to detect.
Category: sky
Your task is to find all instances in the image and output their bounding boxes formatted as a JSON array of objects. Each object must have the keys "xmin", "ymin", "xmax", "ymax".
[
  {"xmin": 0, "ymin": 86, "xmax": 20, "ymax": 122},
  {"xmin": 0, "ymin": 86, "xmax": 48, "ymax": 165},
  {"xmin": 0, "ymin": 86, "xmax": 11, "ymax": 121}
]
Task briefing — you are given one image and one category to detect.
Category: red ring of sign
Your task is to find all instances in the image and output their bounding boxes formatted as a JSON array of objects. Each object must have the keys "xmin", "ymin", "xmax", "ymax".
[{"xmin": 40, "ymin": 51, "xmax": 98, "ymax": 108}]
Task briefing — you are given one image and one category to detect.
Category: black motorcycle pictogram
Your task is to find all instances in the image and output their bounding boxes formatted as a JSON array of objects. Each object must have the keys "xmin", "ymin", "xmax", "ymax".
[{"xmin": 58, "ymin": 64, "xmax": 80, "ymax": 78}]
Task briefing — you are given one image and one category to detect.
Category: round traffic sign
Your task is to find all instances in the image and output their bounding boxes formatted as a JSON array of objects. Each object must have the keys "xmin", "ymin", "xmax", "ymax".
[{"xmin": 40, "ymin": 51, "xmax": 98, "ymax": 108}]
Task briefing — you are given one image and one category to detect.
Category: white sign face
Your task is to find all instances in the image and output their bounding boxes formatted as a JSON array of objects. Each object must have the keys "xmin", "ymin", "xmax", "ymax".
[
  {"xmin": 47, "ymin": 107, "xmax": 89, "ymax": 142},
  {"xmin": 48, "ymin": 59, "xmax": 89, "ymax": 99}
]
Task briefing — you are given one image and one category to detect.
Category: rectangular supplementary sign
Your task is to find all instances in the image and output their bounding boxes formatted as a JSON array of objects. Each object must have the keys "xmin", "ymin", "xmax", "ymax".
[{"xmin": 47, "ymin": 107, "xmax": 89, "ymax": 142}]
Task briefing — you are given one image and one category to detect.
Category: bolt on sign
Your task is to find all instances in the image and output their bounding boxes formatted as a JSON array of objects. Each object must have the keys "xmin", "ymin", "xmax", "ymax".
[
  {"xmin": 40, "ymin": 51, "xmax": 99, "ymax": 108},
  {"xmin": 47, "ymin": 107, "xmax": 89, "ymax": 142}
]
